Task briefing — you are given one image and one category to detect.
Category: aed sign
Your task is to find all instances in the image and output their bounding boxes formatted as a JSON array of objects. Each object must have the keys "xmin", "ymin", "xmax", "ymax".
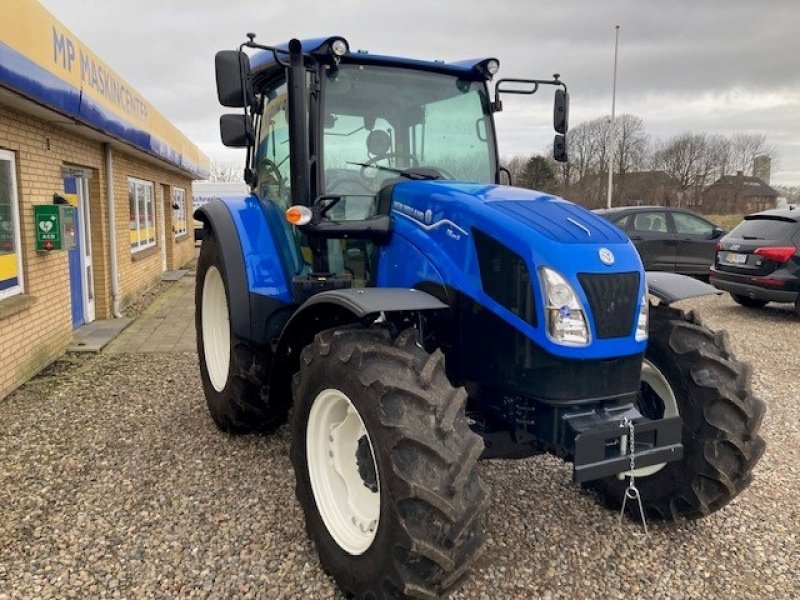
[{"xmin": 34, "ymin": 205, "xmax": 75, "ymax": 252}]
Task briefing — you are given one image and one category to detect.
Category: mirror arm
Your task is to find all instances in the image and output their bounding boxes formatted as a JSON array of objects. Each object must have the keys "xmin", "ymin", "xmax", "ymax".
[{"xmin": 492, "ymin": 75, "xmax": 567, "ymax": 112}]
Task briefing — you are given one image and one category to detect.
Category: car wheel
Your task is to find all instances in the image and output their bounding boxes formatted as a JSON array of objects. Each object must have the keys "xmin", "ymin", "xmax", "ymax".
[{"xmin": 730, "ymin": 293, "xmax": 768, "ymax": 309}]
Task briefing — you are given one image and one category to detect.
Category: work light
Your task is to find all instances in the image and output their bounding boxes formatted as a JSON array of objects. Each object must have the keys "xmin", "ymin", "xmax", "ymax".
[{"xmin": 331, "ymin": 39, "xmax": 348, "ymax": 57}]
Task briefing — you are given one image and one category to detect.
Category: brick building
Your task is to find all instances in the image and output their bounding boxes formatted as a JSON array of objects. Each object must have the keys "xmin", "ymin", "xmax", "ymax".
[
  {"xmin": 0, "ymin": 0, "xmax": 209, "ymax": 399},
  {"xmin": 699, "ymin": 172, "xmax": 781, "ymax": 215}
]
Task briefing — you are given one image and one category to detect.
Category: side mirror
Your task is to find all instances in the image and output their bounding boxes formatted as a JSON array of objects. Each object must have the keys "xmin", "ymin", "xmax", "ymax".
[
  {"xmin": 554, "ymin": 89, "xmax": 569, "ymax": 134},
  {"xmin": 220, "ymin": 114, "xmax": 253, "ymax": 147},
  {"xmin": 215, "ymin": 50, "xmax": 254, "ymax": 108},
  {"xmin": 553, "ymin": 134, "xmax": 568, "ymax": 163},
  {"xmin": 710, "ymin": 227, "xmax": 726, "ymax": 239}
]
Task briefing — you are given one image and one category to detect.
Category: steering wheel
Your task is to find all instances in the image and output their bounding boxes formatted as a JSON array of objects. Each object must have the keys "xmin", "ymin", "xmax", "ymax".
[
  {"xmin": 326, "ymin": 169, "xmax": 375, "ymax": 196},
  {"xmin": 259, "ymin": 158, "xmax": 286, "ymax": 195},
  {"xmin": 359, "ymin": 152, "xmax": 420, "ymax": 179}
]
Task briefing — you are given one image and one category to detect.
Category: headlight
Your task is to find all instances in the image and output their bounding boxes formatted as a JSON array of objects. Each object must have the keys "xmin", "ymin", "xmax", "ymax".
[
  {"xmin": 538, "ymin": 267, "xmax": 590, "ymax": 346},
  {"xmin": 635, "ymin": 291, "xmax": 648, "ymax": 342}
]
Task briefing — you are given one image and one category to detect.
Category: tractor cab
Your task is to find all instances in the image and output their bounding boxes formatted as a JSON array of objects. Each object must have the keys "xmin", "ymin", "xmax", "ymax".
[{"xmin": 216, "ymin": 36, "xmax": 568, "ymax": 288}]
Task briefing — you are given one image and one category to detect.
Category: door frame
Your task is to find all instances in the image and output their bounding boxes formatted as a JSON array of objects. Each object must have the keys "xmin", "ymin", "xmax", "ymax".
[
  {"xmin": 158, "ymin": 184, "xmax": 167, "ymax": 271},
  {"xmin": 63, "ymin": 167, "xmax": 95, "ymax": 324}
]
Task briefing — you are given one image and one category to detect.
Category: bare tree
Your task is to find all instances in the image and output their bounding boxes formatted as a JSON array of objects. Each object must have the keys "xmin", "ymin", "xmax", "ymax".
[
  {"xmin": 652, "ymin": 132, "xmax": 709, "ymax": 204},
  {"xmin": 563, "ymin": 116, "xmax": 611, "ymax": 206},
  {"xmin": 612, "ymin": 114, "xmax": 649, "ymax": 200},
  {"xmin": 729, "ymin": 133, "xmax": 778, "ymax": 174},
  {"xmin": 705, "ymin": 134, "xmax": 733, "ymax": 181},
  {"xmin": 208, "ymin": 160, "xmax": 244, "ymax": 183}
]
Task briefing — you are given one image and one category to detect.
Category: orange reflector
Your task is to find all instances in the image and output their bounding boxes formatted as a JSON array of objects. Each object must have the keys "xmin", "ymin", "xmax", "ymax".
[{"xmin": 286, "ymin": 205, "xmax": 312, "ymax": 226}]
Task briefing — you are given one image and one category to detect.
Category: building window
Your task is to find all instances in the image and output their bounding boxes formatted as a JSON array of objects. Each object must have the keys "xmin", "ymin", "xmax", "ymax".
[
  {"xmin": 172, "ymin": 187, "xmax": 187, "ymax": 237},
  {"xmin": 128, "ymin": 178, "xmax": 155, "ymax": 252},
  {"xmin": 0, "ymin": 150, "xmax": 23, "ymax": 301}
]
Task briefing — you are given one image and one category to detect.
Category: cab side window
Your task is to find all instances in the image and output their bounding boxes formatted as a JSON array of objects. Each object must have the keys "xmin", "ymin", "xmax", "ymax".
[
  {"xmin": 256, "ymin": 81, "xmax": 306, "ymax": 274},
  {"xmin": 257, "ymin": 81, "xmax": 291, "ymax": 209}
]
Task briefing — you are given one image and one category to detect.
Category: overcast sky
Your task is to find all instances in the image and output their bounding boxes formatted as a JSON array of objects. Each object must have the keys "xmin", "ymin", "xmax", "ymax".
[{"xmin": 40, "ymin": 0, "xmax": 800, "ymax": 186}]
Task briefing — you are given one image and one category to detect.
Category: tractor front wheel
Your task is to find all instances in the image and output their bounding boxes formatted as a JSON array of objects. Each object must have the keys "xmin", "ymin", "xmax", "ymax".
[
  {"xmin": 291, "ymin": 326, "xmax": 488, "ymax": 598},
  {"xmin": 588, "ymin": 303, "xmax": 766, "ymax": 521}
]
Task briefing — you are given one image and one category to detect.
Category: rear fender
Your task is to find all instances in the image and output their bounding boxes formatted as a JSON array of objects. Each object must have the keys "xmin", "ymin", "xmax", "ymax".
[{"xmin": 646, "ymin": 271, "xmax": 720, "ymax": 305}]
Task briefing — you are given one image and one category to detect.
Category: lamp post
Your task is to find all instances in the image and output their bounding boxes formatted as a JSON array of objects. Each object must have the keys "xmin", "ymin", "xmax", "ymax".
[{"xmin": 606, "ymin": 25, "xmax": 620, "ymax": 209}]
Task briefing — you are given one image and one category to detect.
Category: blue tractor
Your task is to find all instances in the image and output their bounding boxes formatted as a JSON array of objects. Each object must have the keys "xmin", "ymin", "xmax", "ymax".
[{"xmin": 196, "ymin": 36, "xmax": 765, "ymax": 598}]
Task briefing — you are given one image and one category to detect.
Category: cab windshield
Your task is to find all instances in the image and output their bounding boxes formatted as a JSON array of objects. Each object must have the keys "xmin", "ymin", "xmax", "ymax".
[{"xmin": 322, "ymin": 64, "xmax": 496, "ymax": 200}]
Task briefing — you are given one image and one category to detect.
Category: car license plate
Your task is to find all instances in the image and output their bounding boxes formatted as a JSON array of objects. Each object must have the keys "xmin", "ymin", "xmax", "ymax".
[{"xmin": 724, "ymin": 252, "xmax": 748, "ymax": 264}]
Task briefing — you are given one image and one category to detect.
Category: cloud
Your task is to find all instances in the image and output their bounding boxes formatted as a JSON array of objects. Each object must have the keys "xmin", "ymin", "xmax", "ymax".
[{"xmin": 39, "ymin": 0, "xmax": 800, "ymax": 184}]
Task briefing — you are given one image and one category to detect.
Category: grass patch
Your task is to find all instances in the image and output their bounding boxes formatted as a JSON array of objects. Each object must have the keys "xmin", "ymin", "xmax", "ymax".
[{"xmin": 707, "ymin": 214, "xmax": 745, "ymax": 231}]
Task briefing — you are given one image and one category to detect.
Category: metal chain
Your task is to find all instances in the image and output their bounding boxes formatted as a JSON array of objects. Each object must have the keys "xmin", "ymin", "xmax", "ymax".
[{"xmin": 619, "ymin": 417, "xmax": 648, "ymax": 535}]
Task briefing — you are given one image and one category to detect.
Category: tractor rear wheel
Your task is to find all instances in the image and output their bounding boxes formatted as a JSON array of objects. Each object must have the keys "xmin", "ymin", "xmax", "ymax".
[
  {"xmin": 588, "ymin": 303, "xmax": 766, "ymax": 521},
  {"xmin": 195, "ymin": 227, "xmax": 281, "ymax": 433},
  {"xmin": 291, "ymin": 326, "xmax": 488, "ymax": 599}
]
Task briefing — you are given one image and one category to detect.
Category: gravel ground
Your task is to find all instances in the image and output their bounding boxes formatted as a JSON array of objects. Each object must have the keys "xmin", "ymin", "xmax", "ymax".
[{"xmin": 1, "ymin": 293, "xmax": 798, "ymax": 599}]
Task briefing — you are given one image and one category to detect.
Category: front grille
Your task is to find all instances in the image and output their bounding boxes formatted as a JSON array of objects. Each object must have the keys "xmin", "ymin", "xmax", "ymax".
[{"xmin": 577, "ymin": 272, "xmax": 640, "ymax": 339}]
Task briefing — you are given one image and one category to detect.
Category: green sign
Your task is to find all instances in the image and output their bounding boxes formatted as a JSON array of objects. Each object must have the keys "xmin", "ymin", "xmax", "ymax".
[{"xmin": 34, "ymin": 204, "xmax": 62, "ymax": 251}]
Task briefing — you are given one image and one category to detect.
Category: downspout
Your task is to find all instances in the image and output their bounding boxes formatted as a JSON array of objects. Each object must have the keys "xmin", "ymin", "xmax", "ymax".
[{"xmin": 104, "ymin": 142, "xmax": 122, "ymax": 318}]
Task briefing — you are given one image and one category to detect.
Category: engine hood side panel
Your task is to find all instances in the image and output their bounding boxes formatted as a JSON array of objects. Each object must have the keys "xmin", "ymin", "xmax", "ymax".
[{"xmin": 377, "ymin": 181, "xmax": 647, "ymax": 360}]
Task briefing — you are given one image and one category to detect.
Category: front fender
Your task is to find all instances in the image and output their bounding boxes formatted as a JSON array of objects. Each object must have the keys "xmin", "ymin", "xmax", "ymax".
[
  {"xmin": 268, "ymin": 288, "xmax": 447, "ymax": 411},
  {"xmin": 646, "ymin": 272, "xmax": 720, "ymax": 305},
  {"xmin": 195, "ymin": 196, "xmax": 292, "ymax": 344}
]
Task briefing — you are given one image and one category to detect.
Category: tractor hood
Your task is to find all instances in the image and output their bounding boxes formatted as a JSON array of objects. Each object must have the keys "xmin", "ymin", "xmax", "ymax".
[
  {"xmin": 389, "ymin": 181, "xmax": 628, "ymax": 245},
  {"xmin": 383, "ymin": 180, "xmax": 646, "ymax": 361}
]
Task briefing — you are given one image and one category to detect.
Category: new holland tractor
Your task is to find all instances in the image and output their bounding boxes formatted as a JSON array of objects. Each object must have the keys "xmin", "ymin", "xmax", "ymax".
[{"xmin": 195, "ymin": 35, "xmax": 765, "ymax": 598}]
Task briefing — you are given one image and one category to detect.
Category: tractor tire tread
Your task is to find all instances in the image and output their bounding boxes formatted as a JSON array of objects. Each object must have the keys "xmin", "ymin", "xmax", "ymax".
[
  {"xmin": 290, "ymin": 325, "xmax": 487, "ymax": 599},
  {"xmin": 587, "ymin": 303, "xmax": 765, "ymax": 522},
  {"xmin": 195, "ymin": 227, "xmax": 285, "ymax": 433}
]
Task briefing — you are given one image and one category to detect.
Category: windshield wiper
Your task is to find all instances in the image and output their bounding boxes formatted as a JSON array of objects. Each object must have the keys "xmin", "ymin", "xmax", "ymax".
[{"xmin": 346, "ymin": 161, "xmax": 440, "ymax": 181}]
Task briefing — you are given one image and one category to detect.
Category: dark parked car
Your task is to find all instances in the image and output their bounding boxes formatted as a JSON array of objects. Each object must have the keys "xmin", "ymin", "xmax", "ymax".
[
  {"xmin": 710, "ymin": 208, "xmax": 800, "ymax": 314},
  {"xmin": 595, "ymin": 206, "xmax": 726, "ymax": 276}
]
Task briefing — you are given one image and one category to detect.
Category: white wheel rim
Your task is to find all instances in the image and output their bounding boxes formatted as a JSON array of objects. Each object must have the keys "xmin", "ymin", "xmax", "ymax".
[
  {"xmin": 306, "ymin": 388, "xmax": 380, "ymax": 555},
  {"xmin": 202, "ymin": 266, "xmax": 231, "ymax": 392},
  {"xmin": 619, "ymin": 358, "xmax": 680, "ymax": 479}
]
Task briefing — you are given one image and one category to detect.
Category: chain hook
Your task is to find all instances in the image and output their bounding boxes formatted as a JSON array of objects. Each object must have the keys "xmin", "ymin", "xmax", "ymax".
[{"xmin": 618, "ymin": 417, "xmax": 648, "ymax": 535}]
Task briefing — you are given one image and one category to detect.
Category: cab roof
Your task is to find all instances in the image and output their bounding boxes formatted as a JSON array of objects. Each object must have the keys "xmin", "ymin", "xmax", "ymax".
[{"xmin": 249, "ymin": 36, "xmax": 497, "ymax": 85}]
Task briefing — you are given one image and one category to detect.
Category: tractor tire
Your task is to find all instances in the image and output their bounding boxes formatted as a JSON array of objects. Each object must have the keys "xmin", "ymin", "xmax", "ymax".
[
  {"xmin": 291, "ymin": 326, "xmax": 488, "ymax": 599},
  {"xmin": 195, "ymin": 227, "xmax": 281, "ymax": 433},
  {"xmin": 588, "ymin": 303, "xmax": 766, "ymax": 521},
  {"xmin": 730, "ymin": 293, "xmax": 768, "ymax": 309}
]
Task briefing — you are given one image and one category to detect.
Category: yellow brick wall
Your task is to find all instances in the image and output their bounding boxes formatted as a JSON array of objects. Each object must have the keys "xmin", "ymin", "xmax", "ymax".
[
  {"xmin": 112, "ymin": 151, "xmax": 194, "ymax": 306},
  {"xmin": 0, "ymin": 103, "xmax": 197, "ymax": 400}
]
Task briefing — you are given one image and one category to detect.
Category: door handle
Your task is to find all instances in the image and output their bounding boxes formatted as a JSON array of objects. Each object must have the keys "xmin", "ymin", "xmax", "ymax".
[{"xmin": 630, "ymin": 235, "xmax": 643, "ymax": 241}]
